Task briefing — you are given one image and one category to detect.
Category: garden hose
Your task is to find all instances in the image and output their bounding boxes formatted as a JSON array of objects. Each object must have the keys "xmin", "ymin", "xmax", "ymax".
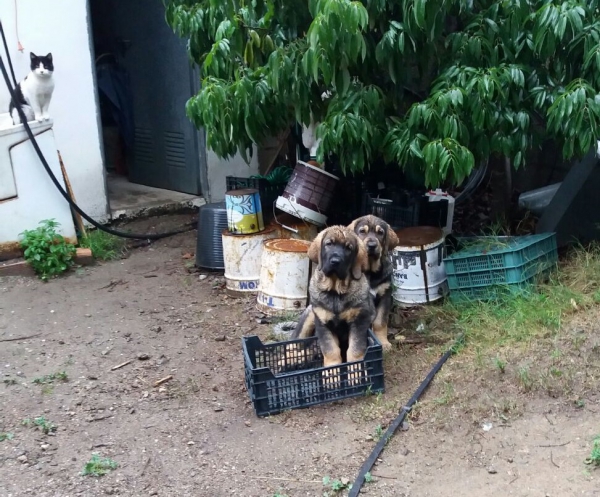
[
  {"xmin": 348, "ymin": 334, "xmax": 463, "ymax": 496},
  {"xmin": 0, "ymin": 38, "xmax": 194, "ymax": 240}
]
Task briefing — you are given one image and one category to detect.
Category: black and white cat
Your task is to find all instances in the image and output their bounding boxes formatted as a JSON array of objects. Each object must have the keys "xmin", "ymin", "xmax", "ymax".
[{"xmin": 9, "ymin": 52, "xmax": 55, "ymax": 125}]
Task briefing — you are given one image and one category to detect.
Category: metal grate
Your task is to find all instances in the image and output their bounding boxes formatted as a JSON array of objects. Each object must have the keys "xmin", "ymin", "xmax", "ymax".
[
  {"xmin": 164, "ymin": 131, "xmax": 186, "ymax": 168},
  {"xmin": 134, "ymin": 127, "xmax": 154, "ymax": 164}
]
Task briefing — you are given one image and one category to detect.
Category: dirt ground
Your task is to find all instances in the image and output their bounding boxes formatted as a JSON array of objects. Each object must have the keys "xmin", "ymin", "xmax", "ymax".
[{"xmin": 1, "ymin": 213, "xmax": 599, "ymax": 497}]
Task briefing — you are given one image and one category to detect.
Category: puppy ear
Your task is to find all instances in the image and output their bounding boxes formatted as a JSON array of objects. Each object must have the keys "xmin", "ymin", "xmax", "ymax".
[
  {"xmin": 308, "ymin": 230, "xmax": 325, "ymax": 267},
  {"xmin": 386, "ymin": 225, "xmax": 399, "ymax": 251},
  {"xmin": 347, "ymin": 218, "xmax": 359, "ymax": 233},
  {"xmin": 352, "ymin": 236, "xmax": 368, "ymax": 280}
]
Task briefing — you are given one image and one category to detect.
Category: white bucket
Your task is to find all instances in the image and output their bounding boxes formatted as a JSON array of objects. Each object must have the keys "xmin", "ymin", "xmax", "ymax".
[
  {"xmin": 257, "ymin": 238, "xmax": 311, "ymax": 315},
  {"xmin": 391, "ymin": 226, "xmax": 448, "ymax": 306},
  {"xmin": 222, "ymin": 226, "xmax": 278, "ymax": 296}
]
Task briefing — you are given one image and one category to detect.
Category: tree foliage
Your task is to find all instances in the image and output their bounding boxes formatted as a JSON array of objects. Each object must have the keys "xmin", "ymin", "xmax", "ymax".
[{"xmin": 165, "ymin": 0, "xmax": 600, "ymax": 187}]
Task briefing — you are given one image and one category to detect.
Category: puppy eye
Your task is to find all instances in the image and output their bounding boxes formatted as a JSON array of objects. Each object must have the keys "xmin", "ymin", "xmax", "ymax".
[
  {"xmin": 324, "ymin": 239, "xmax": 332, "ymax": 246},
  {"xmin": 359, "ymin": 227, "xmax": 367, "ymax": 234},
  {"xmin": 346, "ymin": 244, "xmax": 354, "ymax": 250},
  {"xmin": 376, "ymin": 226, "xmax": 384, "ymax": 234}
]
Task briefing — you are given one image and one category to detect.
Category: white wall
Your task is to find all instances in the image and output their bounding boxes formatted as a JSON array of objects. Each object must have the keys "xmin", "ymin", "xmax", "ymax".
[
  {"xmin": 0, "ymin": 0, "xmax": 108, "ymax": 222},
  {"xmin": 206, "ymin": 147, "xmax": 260, "ymax": 203}
]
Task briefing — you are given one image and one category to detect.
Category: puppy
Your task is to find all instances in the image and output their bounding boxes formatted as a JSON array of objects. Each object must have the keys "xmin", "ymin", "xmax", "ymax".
[
  {"xmin": 291, "ymin": 226, "xmax": 375, "ymax": 376},
  {"xmin": 348, "ymin": 215, "xmax": 399, "ymax": 350}
]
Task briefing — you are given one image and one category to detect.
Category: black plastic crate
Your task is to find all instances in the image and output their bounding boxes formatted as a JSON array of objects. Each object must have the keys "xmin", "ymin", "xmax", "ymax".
[
  {"xmin": 363, "ymin": 192, "xmax": 448, "ymax": 230},
  {"xmin": 225, "ymin": 176, "xmax": 285, "ymax": 221},
  {"xmin": 242, "ymin": 330, "xmax": 385, "ymax": 416}
]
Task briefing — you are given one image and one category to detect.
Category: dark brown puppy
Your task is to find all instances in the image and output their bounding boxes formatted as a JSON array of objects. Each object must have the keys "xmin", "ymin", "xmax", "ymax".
[
  {"xmin": 348, "ymin": 215, "xmax": 399, "ymax": 350},
  {"xmin": 291, "ymin": 226, "xmax": 374, "ymax": 371}
]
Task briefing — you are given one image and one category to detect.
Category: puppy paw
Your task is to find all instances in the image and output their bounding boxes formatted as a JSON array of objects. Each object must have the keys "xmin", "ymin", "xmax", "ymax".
[
  {"xmin": 380, "ymin": 339, "xmax": 393, "ymax": 352},
  {"xmin": 277, "ymin": 343, "xmax": 300, "ymax": 370}
]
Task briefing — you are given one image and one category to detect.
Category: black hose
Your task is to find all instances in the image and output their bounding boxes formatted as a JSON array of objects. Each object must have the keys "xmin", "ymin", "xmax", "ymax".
[
  {"xmin": 348, "ymin": 335, "xmax": 462, "ymax": 496},
  {"xmin": 0, "ymin": 20, "xmax": 17, "ymax": 88},
  {"xmin": 0, "ymin": 50, "xmax": 195, "ymax": 240}
]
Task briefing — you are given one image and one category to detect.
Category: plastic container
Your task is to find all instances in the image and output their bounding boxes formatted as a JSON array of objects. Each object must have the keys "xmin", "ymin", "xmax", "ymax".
[
  {"xmin": 225, "ymin": 188, "xmax": 264, "ymax": 234},
  {"xmin": 518, "ymin": 183, "xmax": 561, "ymax": 216},
  {"xmin": 225, "ymin": 176, "xmax": 285, "ymax": 221},
  {"xmin": 362, "ymin": 192, "xmax": 448, "ymax": 230},
  {"xmin": 425, "ymin": 189, "xmax": 455, "ymax": 236},
  {"xmin": 444, "ymin": 233, "xmax": 558, "ymax": 302},
  {"xmin": 242, "ymin": 330, "xmax": 385, "ymax": 416},
  {"xmin": 195, "ymin": 202, "xmax": 228, "ymax": 270}
]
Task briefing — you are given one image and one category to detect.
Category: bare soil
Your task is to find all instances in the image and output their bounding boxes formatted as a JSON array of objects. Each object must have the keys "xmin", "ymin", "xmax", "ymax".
[{"xmin": 1, "ymin": 213, "xmax": 599, "ymax": 497}]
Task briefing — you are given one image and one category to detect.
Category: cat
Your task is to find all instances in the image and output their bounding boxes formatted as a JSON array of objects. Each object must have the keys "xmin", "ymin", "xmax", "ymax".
[{"xmin": 9, "ymin": 52, "xmax": 55, "ymax": 125}]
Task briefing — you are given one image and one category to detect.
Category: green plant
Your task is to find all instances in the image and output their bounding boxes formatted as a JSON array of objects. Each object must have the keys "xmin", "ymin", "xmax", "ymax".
[
  {"xmin": 80, "ymin": 230, "xmax": 127, "ymax": 261},
  {"xmin": 22, "ymin": 416, "xmax": 56, "ymax": 434},
  {"xmin": 0, "ymin": 432, "xmax": 14, "ymax": 442},
  {"xmin": 585, "ymin": 436, "xmax": 600, "ymax": 467},
  {"xmin": 32, "ymin": 371, "xmax": 68, "ymax": 384},
  {"xmin": 20, "ymin": 219, "xmax": 76, "ymax": 281},
  {"xmin": 517, "ymin": 366, "xmax": 532, "ymax": 391},
  {"xmin": 364, "ymin": 472, "xmax": 374, "ymax": 483},
  {"xmin": 322, "ymin": 475, "xmax": 352, "ymax": 496},
  {"xmin": 165, "ymin": 0, "xmax": 600, "ymax": 187},
  {"xmin": 494, "ymin": 357, "xmax": 507, "ymax": 374},
  {"xmin": 82, "ymin": 454, "xmax": 118, "ymax": 477},
  {"xmin": 373, "ymin": 424, "xmax": 384, "ymax": 441}
]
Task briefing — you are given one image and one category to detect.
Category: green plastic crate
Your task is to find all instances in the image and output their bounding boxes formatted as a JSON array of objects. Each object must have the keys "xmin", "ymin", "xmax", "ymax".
[{"xmin": 444, "ymin": 233, "xmax": 558, "ymax": 302}]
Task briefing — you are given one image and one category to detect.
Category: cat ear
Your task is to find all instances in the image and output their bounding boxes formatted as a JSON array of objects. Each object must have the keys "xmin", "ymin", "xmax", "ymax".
[
  {"xmin": 46, "ymin": 53, "xmax": 53, "ymax": 61},
  {"xmin": 30, "ymin": 52, "xmax": 37, "ymax": 60}
]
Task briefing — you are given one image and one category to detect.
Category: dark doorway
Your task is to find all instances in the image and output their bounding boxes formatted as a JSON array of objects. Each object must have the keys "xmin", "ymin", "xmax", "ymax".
[{"xmin": 89, "ymin": 0, "xmax": 203, "ymax": 195}]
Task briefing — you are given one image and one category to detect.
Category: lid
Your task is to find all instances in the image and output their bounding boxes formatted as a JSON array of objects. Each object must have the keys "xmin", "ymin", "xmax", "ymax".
[
  {"xmin": 264, "ymin": 238, "xmax": 311, "ymax": 253},
  {"xmin": 395, "ymin": 226, "xmax": 444, "ymax": 247},
  {"xmin": 225, "ymin": 188, "xmax": 259, "ymax": 196}
]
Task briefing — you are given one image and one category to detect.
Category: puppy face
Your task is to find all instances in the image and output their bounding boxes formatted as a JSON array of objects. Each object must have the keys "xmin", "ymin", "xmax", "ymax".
[
  {"xmin": 349, "ymin": 215, "xmax": 399, "ymax": 259},
  {"xmin": 308, "ymin": 226, "xmax": 367, "ymax": 280}
]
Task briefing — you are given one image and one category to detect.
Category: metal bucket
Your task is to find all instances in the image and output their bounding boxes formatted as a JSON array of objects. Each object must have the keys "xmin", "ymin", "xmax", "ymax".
[
  {"xmin": 222, "ymin": 226, "xmax": 278, "ymax": 297},
  {"xmin": 268, "ymin": 212, "xmax": 319, "ymax": 242},
  {"xmin": 225, "ymin": 188, "xmax": 264, "ymax": 234},
  {"xmin": 275, "ymin": 161, "xmax": 339, "ymax": 226},
  {"xmin": 391, "ymin": 226, "xmax": 448, "ymax": 306},
  {"xmin": 257, "ymin": 238, "xmax": 311, "ymax": 315}
]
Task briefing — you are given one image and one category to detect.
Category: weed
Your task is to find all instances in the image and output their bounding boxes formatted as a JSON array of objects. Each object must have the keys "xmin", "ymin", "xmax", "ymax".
[
  {"xmin": 0, "ymin": 432, "xmax": 14, "ymax": 442},
  {"xmin": 373, "ymin": 424, "xmax": 384, "ymax": 441},
  {"xmin": 517, "ymin": 366, "xmax": 533, "ymax": 391},
  {"xmin": 322, "ymin": 476, "xmax": 352, "ymax": 495},
  {"xmin": 575, "ymin": 399, "xmax": 585, "ymax": 408},
  {"xmin": 41, "ymin": 385, "xmax": 54, "ymax": 395},
  {"xmin": 32, "ymin": 371, "xmax": 68, "ymax": 384},
  {"xmin": 584, "ymin": 436, "xmax": 600, "ymax": 467},
  {"xmin": 79, "ymin": 230, "xmax": 127, "ymax": 261},
  {"xmin": 364, "ymin": 472, "xmax": 374, "ymax": 483},
  {"xmin": 493, "ymin": 356, "xmax": 507, "ymax": 373},
  {"xmin": 82, "ymin": 453, "xmax": 118, "ymax": 477},
  {"xmin": 3, "ymin": 378, "xmax": 17, "ymax": 386},
  {"xmin": 22, "ymin": 416, "xmax": 56, "ymax": 434},
  {"xmin": 434, "ymin": 382, "xmax": 455, "ymax": 405},
  {"xmin": 273, "ymin": 493, "xmax": 289, "ymax": 497},
  {"xmin": 550, "ymin": 367, "xmax": 563, "ymax": 377},
  {"xmin": 20, "ymin": 219, "xmax": 76, "ymax": 280}
]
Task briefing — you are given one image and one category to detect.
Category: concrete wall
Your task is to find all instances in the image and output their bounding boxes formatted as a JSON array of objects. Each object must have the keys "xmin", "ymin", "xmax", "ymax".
[
  {"xmin": 0, "ymin": 0, "xmax": 109, "ymax": 222},
  {"xmin": 206, "ymin": 148, "xmax": 260, "ymax": 203}
]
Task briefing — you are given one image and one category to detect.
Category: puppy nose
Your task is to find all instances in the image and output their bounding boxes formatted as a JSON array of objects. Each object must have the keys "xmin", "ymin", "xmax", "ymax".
[
  {"xmin": 329, "ymin": 256, "xmax": 340, "ymax": 266},
  {"xmin": 367, "ymin": 240, "xmax": 378, "ymax": 248}
]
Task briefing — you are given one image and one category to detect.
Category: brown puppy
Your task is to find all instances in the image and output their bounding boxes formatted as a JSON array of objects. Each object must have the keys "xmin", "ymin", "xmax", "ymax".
[
  {"xmin": 348, "ymin": 215, "xmax": 399, "ymax": 350},
  {"xmin": 290, "ymin": 226, "xmax": 374, "ymax": 373}
]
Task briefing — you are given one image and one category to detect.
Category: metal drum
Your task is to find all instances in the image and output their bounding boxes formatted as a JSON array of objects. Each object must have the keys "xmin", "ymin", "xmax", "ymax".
[
  {"xmin": 222, "ymin": 226, "xmax": 278, "ymax": 296},
  {"xmin": 257, "ymin": 239, "xmax": 311, "ymax": 315},
  {"xmin": 225, "ymin": 188, "xmax": 264, "ymax": 234},
  {"xmin": 275, "ymin": 161, "xmax": 339, "ymax": 227},
  {"xmin": 391, "ymin": 226, "xmax": 448, "ymax": 306}
]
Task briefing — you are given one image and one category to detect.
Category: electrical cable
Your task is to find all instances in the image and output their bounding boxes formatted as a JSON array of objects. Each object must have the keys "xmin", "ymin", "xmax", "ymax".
[
  {"xmin": 348, "ymin": 335, "xmax": 463, "ymax": 496},
  {"xmin": 0, "ymin": 40, "xmax": 195, "ymax": 240}
]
